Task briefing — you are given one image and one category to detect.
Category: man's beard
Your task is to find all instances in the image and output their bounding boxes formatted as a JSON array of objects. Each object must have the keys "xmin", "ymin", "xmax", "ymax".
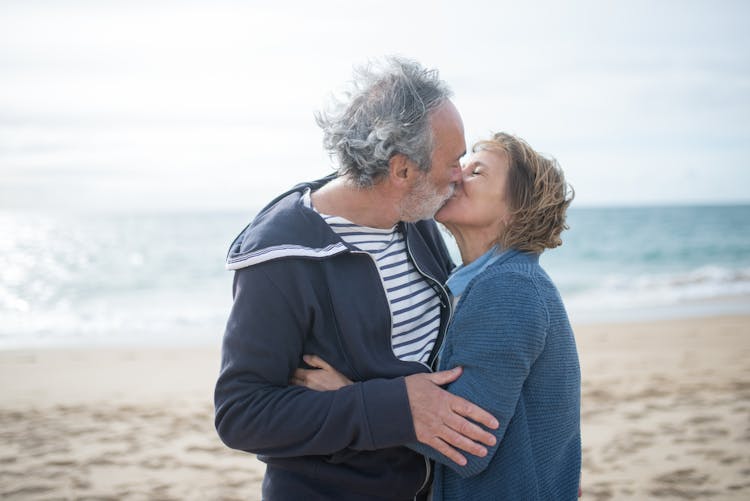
[{"xmin": 398, "ymin": 174, "xmax": 454, "ymax": 222}]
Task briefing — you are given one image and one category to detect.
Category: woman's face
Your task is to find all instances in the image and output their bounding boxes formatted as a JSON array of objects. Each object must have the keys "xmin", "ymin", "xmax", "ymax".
[{"xmin": 435, "ymin": 148, "xmax": 511, "ymax": 233}]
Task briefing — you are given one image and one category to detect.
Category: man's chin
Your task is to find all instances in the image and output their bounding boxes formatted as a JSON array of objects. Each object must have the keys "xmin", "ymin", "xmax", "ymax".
[
  {"xmin": 428, "ymin": 195, "xmax": 453, "ymax": 220},
  {"xmin": 437, "ymin": 190, "xmax": 457, "ymax": 209},
  {"xmin": 433, "ymin": 187, "xmax": 454, "ymax": 209},
  {"xmin": 434, "ymin": 207, "xmax": 447, "ymax": 224},
  {"xmin": 434, "ymin": 194, "xmax": 458, "ymax": 223},
  {"xmin": 401, "ymin": 185, "xmax": 454, "ymax": 222}
]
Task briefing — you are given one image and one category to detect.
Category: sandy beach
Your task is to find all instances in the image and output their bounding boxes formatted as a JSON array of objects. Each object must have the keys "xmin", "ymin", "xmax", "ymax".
[{"xmin": 1, "ymin": 315, "xmax": 749, "ymax": 500}]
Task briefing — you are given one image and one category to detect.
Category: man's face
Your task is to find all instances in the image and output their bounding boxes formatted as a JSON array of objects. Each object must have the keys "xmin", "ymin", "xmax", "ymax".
[{"xmin": 400, "ymin": 100, "xmax": 466, "ymax": 222}]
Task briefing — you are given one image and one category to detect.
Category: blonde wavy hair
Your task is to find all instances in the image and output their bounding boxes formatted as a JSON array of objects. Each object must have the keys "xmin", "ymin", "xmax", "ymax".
[{"xmin": 474, "ymin": 132, "xmax": 574, "ymax": 254}]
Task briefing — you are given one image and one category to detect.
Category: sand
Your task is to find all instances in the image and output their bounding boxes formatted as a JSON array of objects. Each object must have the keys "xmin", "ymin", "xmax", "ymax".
[
  {"xmin": 1, "ymin": 315, "xmax": 749, "ymax": 500},
  {"xmin": 577, "ymin": 315, "xmax": 750, "ymax": 500}
]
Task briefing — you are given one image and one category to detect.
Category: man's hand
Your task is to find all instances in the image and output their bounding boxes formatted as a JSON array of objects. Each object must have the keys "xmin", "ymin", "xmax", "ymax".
[{"xmin": 405, "ymin": 367, "xmax": 499, "ymax": 466}]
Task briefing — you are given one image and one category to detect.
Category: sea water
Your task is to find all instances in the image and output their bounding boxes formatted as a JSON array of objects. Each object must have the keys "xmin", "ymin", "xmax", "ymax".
[
  {"xmin": 1, "ymin": 205, "xmax": 749, "ymax": 348},
  {"xmin": 540, "ymin": 205, "xmax": 750, "ymax": 322}
]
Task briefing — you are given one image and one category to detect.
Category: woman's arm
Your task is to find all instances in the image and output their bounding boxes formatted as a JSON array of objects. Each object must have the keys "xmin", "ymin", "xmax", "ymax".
[
  {"xmin": 292, "ymin": 357, "xmax": 499, "ymax": 466},
  {"xmin": 411, "ymin": 270, "xmax": 548, "ymax": 478}
]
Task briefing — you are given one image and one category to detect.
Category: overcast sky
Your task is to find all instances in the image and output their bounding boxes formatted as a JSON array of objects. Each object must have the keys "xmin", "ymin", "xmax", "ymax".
[{"xmin": 1, "ymin": 0, "xmax": 748, "ymax": 211}]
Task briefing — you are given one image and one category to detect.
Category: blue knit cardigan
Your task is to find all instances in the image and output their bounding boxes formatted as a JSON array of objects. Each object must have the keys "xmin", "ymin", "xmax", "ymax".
[{"xmin": 412, "ymin": 250, "xmax": 581, "ymax": 500}]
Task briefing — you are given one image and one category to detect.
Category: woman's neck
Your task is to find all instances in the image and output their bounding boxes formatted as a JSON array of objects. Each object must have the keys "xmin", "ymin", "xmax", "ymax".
[{"xmin": 445, "ymin": 225, "xmax": 499, "ymax": 265}]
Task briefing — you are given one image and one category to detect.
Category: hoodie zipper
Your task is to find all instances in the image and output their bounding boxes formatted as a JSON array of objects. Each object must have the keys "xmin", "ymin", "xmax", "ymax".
[
  {"xmin": 402, "ymin": 225, "xmax": 453, "ymax": 497},
  {"xmin": 402, "ymin": 224, "xmax": 454, "ymax": 371},
  {"xmin": 350, "ymin": 247, "xmax": 434, "ymax": 499},
  {"xmin": 348, "ymin": 225, "xmax": 453, "ymax": 498}
]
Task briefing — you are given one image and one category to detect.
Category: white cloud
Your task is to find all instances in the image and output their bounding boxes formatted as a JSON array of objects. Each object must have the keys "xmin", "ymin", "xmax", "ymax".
[{"xmin": 1, "ymin": 0, "xmax": 748, "ymax": 210}]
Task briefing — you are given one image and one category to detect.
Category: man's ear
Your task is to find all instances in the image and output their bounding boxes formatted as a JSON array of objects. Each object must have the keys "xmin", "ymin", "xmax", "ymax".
[{"xmin": 388, "ymin": 153, "xmax": 416, "ymax": 186}]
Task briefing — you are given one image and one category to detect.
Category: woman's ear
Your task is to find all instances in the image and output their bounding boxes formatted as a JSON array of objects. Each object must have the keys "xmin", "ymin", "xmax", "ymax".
[{"xmin": 503, "ymin": 215, "xmax": 513, "ymax": 228}]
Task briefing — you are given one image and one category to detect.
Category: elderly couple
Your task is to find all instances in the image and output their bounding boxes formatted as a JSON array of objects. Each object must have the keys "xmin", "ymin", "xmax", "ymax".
[{"xmin": 214, "ymin": 57, "xmax": 580, "ymax": 500}]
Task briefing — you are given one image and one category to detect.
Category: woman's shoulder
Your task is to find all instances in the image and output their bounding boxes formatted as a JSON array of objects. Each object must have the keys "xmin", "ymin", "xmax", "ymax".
[
  {"xmin": 462, "ymin": 261, "xmax": 543, "ymax": 308},
  {"xmin": 452, "ymin": 258, "xmax": 550, "ymax": 342},
  {"xmin": 460, "ymin": 252, "xmax": 557, "ymax": 310},
  {"xmin": 476, "ymin": 251, "xmax": 542, "ymax": 283}
]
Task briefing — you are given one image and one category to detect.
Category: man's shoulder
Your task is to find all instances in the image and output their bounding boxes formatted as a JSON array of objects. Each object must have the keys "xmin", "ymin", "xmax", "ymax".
[{"xmin": 226, "ymin": 176, "xmax": 348, "ymax": 270}]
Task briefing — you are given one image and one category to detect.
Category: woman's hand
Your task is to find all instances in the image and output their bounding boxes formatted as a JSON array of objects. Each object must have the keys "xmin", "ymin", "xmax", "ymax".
[{"xmin": 291, "ymin": 354, "xmax": 353, "ymax": 391}]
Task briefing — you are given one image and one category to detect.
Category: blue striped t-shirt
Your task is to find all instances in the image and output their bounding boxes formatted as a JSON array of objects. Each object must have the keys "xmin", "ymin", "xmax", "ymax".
[{"xmin": 304, "ymin": 191, "xmax": 441, "ymax": 363}]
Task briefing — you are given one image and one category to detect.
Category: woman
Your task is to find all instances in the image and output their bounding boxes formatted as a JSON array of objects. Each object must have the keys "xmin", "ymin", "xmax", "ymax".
[{"xmin": 294, "ymin": 132, "xmax": 580, "ymax": 500}]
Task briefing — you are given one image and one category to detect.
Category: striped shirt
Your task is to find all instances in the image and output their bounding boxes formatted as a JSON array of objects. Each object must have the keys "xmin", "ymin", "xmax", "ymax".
[{"xmin": 303, "ymin": 190, "xmax": 441, "ymax": 364}]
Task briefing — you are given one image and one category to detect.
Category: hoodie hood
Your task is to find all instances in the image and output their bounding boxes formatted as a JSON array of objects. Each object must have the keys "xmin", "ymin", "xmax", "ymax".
[{"xmin": 225, "ymin": 175, "xmax": 351, "ymax": 270}]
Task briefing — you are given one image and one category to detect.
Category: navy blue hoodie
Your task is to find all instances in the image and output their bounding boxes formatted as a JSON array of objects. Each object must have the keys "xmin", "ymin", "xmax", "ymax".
[{"xmin": 214, "ymin": 176, "xmax": 455, "ymax": 500}]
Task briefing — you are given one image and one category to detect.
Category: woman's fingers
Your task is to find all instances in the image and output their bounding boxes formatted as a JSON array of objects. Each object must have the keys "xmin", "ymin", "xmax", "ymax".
[
  {"xmin": 303, "ymin": 354, "xmax": 332, "ymax": 370},
  {"xmin": 290, "ymin": 368, "xmax": 309, "ymax": 385}
]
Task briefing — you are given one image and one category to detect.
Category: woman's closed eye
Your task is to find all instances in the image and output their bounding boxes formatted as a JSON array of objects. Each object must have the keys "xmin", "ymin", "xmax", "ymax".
[{"xmin": 464, "ymin": 162, "xmax": 481, "ymax": 176}]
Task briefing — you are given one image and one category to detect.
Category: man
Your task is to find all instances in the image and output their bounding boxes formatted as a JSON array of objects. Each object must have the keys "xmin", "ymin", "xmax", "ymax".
[{"xmin": 214, "ymin": 57, "xmax": 498, "ymax": 500}]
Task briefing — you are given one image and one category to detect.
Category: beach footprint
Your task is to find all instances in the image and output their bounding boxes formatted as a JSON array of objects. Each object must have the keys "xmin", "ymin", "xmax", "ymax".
[{"xmin": 650, "ymin": 468, "xmax": 719, "ymax": 499}]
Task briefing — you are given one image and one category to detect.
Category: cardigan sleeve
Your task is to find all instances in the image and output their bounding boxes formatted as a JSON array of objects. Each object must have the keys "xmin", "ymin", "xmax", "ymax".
[{"xmin": 410, "ymin": 269, "xmax": 548, "ymax": 477}]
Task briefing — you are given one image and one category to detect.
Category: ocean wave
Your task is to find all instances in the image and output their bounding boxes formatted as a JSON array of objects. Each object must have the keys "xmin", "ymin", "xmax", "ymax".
[
  {"xmin": 3, "ymin": 207, "xmax": 749, "ymax": 345},
  {"xmin": 0, "ymin": 283, "xmax": 230, "ymax": 349},
  {"xmin": 563, "ymin": 265, "xmax": 750, "ymax": 313}
]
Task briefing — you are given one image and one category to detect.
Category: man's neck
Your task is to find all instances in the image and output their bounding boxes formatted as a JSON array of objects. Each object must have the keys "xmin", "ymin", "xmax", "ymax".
[{"xmin": 311, "ymin": 176, "xmax": 401, "ymax": 229}]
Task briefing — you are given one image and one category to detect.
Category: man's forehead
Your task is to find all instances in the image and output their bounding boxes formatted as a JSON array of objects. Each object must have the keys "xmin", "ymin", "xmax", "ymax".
[{"xmin": 430, "ymin": 100, "xmax": 464, "ymax": 130}]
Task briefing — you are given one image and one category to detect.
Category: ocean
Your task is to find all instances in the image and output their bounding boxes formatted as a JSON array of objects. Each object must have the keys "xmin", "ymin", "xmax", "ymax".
[{"xmin": 1, "ymin": 205, "xmax": 749, "ymax": 349}]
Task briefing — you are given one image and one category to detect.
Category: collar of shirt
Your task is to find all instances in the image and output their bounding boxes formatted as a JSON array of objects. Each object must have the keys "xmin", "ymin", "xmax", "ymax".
[{"xmin": 446, "ymin": 245, "xmax": 511, "ymax": 298}]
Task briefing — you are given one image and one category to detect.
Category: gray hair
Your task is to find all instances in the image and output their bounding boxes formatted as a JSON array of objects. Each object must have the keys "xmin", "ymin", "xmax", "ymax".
[{"xmin": 316, "ymin": 57, "xmax": 452, "ymax": 188}]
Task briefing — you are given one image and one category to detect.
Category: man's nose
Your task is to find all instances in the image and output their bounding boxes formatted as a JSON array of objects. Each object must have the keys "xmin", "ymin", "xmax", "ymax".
[
  {"xmin": 459, "ymin": 164, "xmax": 474, "ymax": 182},
  {"xmin": 450, "ymin": 165, "xmax": 463, "ymax": 184}
]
